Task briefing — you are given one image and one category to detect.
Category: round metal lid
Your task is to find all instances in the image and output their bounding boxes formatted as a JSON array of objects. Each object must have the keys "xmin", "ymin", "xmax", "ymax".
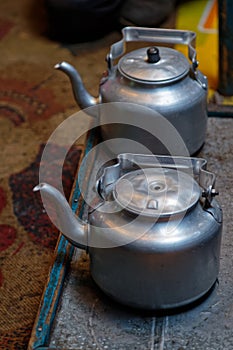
[
  {"xmin": 113, "ymin": 168, "xmax": 200, "ymax": 217},
  {"xmin": 118, "ymin": 46, "xmax": 190, "ymax": 84}
]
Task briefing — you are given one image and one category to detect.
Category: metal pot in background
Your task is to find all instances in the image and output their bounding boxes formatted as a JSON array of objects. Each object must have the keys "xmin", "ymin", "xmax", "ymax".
[{"xmin": 55, "ymin": 27, "xmax": 208, "ymax": 155}]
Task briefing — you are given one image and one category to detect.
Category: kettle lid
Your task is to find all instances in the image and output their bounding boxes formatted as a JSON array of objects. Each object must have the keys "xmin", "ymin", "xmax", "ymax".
[
  {"xmin": 113, "ymin": 168, "xmax": 200, "ymax": 218},
  {"xmin": 118, "ymin": 46, "xmax": 190, "ymax": 84}
]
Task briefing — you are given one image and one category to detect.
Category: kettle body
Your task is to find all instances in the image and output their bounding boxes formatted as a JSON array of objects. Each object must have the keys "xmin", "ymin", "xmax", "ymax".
[
  {"xmin": 89, "ymin": 200, "xmax": 221, "ymax": 309},
  {"xmin": 100, "ymin": 52, "xmax": 207, "ymax": 155},
  {"xmin": 87, "ymin": 154, "xmax": 221, "ymax": 309}
]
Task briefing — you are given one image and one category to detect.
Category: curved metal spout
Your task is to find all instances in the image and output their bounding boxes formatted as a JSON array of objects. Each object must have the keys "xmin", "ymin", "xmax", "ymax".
[
  {"xmin": 55, "ymin": 61, "xmax": 99, "ymax": 110},
  {"xmin": 33, "ymin": 183, "xmax": 88, "ymax": 249}
]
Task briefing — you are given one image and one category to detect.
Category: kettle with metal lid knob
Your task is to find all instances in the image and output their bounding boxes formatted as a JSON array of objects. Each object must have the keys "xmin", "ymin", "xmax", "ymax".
[
  {"xmin": 34, "ymin": 154, "xmax": 222, "ymax": 310},
  {"xmin": 55, "ymin": 27, "xmax": 208, "ymax": 155}
]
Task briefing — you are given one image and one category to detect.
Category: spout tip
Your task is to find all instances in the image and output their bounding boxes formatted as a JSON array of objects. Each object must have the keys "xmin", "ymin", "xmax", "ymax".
[
  {"xmin": 54, "ymin": 61, "xmax": 71, "ymax": 71},
  {"xmin": 33, "ymin": 183, "xmax": 45, "ymax": 192},
  {"xmin": 54, "ymin": 62, "xmax": 63, "ymax": 70},
  {"xmin": 54, "ymin": 61, "xmax": 76, "ymax": 75}
]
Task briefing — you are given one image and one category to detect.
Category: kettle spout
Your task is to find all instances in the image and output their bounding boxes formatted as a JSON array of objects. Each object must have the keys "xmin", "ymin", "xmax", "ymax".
[
  {"xmin": 33, "ymin": 183, "xmax": 88, "ymax": 250},
  {"xmin": 55, "ymin": 61, "xmax": 99, "ymax": 110}
]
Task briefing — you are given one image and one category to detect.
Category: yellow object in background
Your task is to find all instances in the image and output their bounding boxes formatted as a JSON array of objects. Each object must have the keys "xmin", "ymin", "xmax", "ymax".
[{"xmin": 176, "ymin": 0, "xmax": 218, "ymax": 96}]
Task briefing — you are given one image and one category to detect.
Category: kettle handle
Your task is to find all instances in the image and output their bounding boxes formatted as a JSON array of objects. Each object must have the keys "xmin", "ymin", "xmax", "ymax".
[
  {"xmin": 98, "ymin": 153, "xmax": 218, "ymax": 208},
  {"xmin": 107, "ymin": 27, "xmax": 197, "ymax": 72}
]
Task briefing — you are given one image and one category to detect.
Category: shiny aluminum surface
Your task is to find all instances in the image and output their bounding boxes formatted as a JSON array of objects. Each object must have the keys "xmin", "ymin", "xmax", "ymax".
[
  {"xmin": 118, "ymin": 46, "xmax": 189, "ymax": 83},
  {"xmin": 113, "ymin": 167, "xmax": 200, "ymax": 217}
]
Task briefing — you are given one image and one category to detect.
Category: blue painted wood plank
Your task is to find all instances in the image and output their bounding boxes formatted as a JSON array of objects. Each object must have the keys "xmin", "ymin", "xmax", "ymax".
[{"xmin": 28, "ymin": 129, "xmax": 97, "ymax": 350}]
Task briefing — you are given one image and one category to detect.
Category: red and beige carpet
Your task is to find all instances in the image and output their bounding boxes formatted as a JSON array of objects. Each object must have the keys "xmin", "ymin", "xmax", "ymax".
[{"xmin": 0, "ymin": 1, "xmax": 86, "ymax": 348}]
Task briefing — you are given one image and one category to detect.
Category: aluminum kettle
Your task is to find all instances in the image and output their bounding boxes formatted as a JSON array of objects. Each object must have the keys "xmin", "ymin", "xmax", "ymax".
[
  {"xmin": 55, "ymin": 27, "xmax": 208, "ymax": 155},
  {"xmin": 34, "ymin": 154, "xmax": 222, "ymax": 310}
]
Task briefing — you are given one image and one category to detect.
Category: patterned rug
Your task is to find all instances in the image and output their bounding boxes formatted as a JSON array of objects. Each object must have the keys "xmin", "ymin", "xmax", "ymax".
[{"xmin": 0, "ymin": 1, "xmax": 88, "ymax": 348}]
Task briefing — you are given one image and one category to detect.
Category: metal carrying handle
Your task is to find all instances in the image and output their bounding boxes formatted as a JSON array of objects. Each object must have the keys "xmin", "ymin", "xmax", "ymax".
[
  {"xmin": 106, "ymin": 26, "xmax": 198, "ymax": 72},
  {"xmin": 98, "ymin": 153, "xmax": 218, "ymax": 208}
]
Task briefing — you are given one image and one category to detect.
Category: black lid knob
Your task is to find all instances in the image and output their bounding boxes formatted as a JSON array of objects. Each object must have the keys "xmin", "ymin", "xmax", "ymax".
[{"xmin": 147, "ymin": 47, "xmax": 160, "ymax": 63}]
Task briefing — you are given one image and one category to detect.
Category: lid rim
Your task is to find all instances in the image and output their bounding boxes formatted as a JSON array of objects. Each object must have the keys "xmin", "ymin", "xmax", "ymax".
[
  {"xmin": 118, "ymin": 46, "xmax": 190, "ymax": 84},
  {"xmin": 113, "ymin": 168, "xmax": 200, "ymax": 218},
  {"xmin": 118, "ymin": 68, "xmax": 189, "ymax": 85}
]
